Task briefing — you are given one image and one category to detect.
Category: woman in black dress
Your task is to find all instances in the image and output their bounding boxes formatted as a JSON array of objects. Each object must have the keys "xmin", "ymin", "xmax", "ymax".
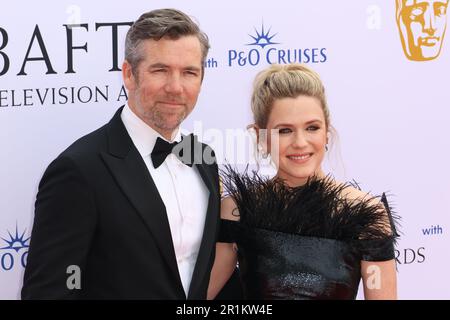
[{"xmin": 208, "ymin": 63, "xmax": 399, "ymax": 300}]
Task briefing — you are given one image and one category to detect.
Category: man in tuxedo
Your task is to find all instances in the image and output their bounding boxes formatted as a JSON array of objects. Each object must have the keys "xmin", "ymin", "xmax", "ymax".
[{"xmin": 22, "ymin": 8, "xmax": 222, "ymax": 299}]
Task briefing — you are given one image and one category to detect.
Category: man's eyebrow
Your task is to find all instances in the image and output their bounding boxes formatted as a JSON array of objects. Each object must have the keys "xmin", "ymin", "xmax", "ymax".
[
  {"xmin": 148, "ymin": 63, "xmax": 168, "ymax": 69},
  {"xmin": 184, "ymin": 66, "xmax": 201, "ymax": 72},
  {"xmin": 147, "ymin": 63, "xmax": 201, "ymax": 72}
]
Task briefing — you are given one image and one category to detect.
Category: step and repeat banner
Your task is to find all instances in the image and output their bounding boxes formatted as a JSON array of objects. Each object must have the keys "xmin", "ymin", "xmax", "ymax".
[{"xmin": 1, "ymin": 0, "xmax": 449, "ymax": 299}]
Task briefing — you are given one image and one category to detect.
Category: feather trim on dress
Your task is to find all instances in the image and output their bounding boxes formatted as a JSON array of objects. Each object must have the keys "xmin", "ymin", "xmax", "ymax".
[{"xmin": 220, "ymin": 165, "xmax": 400, "ymax": 251}]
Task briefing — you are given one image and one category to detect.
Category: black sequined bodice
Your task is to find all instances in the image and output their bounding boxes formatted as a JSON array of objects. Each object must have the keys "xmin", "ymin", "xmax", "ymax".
[{"xmin": 224, "ymin": 221, "xmax": 363, "ymax": 299}]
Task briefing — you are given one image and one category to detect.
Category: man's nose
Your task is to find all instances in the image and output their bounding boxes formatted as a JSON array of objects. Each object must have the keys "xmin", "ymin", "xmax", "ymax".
[
  {"xmin": 164, "ymin": 73, "xmax": 183, "ymax": 94},
  {"xmin": 423, "ymin": 8, "xmax": 437, "ymax": 35}
]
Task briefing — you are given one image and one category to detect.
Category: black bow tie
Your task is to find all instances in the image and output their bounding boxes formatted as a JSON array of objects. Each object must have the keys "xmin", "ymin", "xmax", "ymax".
[{"xmin": 151, "ymin": 134, "xmax": 195, "ymax": 169}]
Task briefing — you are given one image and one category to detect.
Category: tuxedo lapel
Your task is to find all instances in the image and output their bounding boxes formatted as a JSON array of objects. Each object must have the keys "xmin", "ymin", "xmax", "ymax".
[
  {"xmin": 188, "ymin": 144, "xmax": 220, "ymax": 299},
  {"xmin": 100, "ymin": 107, "xmax": 185, "ymax": 298}
]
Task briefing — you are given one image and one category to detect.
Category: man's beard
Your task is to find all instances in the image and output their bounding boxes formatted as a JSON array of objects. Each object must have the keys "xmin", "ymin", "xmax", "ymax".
[{"xmin": 150, "ymin": 106, "xmax": 187, "ymax": 132}]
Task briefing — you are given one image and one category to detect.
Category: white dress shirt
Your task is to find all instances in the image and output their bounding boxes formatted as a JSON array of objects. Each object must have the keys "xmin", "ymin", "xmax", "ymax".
[{"xmin": 121, "ymin": 104, "xmax": 209, "ymax": 296}]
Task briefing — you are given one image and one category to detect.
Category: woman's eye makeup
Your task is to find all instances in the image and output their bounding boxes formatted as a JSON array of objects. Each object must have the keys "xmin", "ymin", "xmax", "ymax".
[{"xmin": 278, "ymin": 128, "xmax": 292, "ymax": 134}]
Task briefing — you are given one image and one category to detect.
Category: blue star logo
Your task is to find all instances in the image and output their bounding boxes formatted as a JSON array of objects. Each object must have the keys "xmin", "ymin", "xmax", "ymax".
[
  {"xmin": 1, "ymin": 224, "xmax": 30, "ymax": 253},
  {"xmin": 247, "ymin": 23, "xmax": 279, "ymax": 49}
]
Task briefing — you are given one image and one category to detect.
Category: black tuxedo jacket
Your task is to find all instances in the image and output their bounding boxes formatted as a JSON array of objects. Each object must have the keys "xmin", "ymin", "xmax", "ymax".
[{"xmin": 21, "ymin": 106, "xmax": 220, "ymax": 299}]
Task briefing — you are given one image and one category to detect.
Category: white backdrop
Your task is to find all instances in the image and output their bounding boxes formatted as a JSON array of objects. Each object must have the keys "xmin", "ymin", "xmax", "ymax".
[{"xmin": 1, "ymin": 0, "xmax": 449, "ymax": 299}]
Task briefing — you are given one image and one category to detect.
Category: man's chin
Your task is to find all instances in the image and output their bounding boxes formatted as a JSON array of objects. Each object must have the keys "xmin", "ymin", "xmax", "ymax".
[
  {"xmin": 156, "ymin": 112, "xmax": 185, "ymax": 126},
  {"xmin": 156, "ymin": 119, "xmax": 183, "ymax": 133}
]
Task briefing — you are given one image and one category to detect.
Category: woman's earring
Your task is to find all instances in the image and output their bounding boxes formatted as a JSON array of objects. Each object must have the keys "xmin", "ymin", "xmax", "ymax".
[{"xmin": 325, "ymin": 145, "xmax": 328, "ymax": 151}]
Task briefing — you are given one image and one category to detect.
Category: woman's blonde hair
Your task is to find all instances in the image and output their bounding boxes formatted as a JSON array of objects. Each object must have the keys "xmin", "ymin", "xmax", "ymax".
[{"xmin": 251, "ymin": 63, "xmax": 330, "ymax": 129}]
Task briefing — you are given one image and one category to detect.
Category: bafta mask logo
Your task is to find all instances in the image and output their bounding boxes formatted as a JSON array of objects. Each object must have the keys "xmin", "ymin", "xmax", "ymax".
[{"xmin": 396, "ymin": 0, "xmax": 449, "ymax": 61}]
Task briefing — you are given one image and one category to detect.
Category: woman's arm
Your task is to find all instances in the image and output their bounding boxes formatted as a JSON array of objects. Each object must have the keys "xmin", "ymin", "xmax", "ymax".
[
  {"xmin": 207, "ymin": 197, "xmax": 239, "ymax": 300},
  {"xmin": 344, "ymin": 186, "xmax": 398, "ymax": 300},
  {"xmin": 361, "ymin": 192, "xmax": 398, "ymax": 299},
  {"xmin": 362, "ymin": 259, "xmax": 397, "ymax": 299},
  {"xmin": 207, "ymin": 242, "xmax": 238, "ymax": 300}
]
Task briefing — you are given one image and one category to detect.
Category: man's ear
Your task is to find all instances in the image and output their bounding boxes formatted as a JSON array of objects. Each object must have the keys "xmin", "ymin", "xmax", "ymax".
[{"xmin": 122, "ymin": 60, "xmax": 137, "ymax": 91}]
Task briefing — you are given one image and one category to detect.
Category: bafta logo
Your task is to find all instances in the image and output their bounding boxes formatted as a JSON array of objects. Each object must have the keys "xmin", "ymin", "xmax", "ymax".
[{"xmin": 396, "ymin": 0, "xmax": 449, "ymax": 61}]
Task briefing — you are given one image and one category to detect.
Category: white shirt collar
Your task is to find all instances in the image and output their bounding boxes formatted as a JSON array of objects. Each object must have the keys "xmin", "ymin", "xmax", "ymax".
[{"xmin": 121, "ymin": 103, "xmax": 182, "ymax": 157}]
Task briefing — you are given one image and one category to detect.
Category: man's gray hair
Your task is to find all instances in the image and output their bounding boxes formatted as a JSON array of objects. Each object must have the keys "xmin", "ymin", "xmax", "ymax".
[{"xmin": 125, "ymin": 8, "xmax": 210, "ymax": 78}]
